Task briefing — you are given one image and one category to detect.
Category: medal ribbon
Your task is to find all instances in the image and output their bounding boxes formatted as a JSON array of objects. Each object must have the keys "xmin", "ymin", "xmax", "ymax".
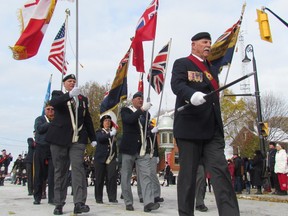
[{"xmin": 187, "ymin": 55, "xmax": 219, "ymax": 95}]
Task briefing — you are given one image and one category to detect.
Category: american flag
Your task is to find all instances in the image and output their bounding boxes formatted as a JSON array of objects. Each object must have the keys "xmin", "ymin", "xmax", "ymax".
[
  {"xmin": 148, "ymin": 41, "xmax": 171, "ymax": 94},
  {"xmin": 48, "ymin": 22, "xmax": 67, "ymax": 74}
]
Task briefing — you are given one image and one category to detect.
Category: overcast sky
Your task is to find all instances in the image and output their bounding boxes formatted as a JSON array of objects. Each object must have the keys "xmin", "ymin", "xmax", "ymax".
[{"xmin": 0, "ymin": 0, "xmax": 287, "ymax": 158}]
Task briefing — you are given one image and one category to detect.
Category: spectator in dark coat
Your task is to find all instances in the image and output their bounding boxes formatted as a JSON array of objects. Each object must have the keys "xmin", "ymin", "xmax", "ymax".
[
  {"xmin": 26, "ymin": 134, "xmax": 36, "ymax": 195},
  {"xmin": 267, "ymin": 142, "xmax": 279, "ymax": 194},
  {"xmin": 233, "ymin": 154, "xmax": 243, "ymax": 194},
  {"xmin": 251, "ymin": 150, "xmax": 264, "ymax": 194}
]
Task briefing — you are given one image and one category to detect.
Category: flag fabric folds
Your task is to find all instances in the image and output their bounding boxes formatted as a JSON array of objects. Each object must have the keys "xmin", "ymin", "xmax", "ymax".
[
  {"xmin": 131, "ymin": 0, "xmax": 159, "ymax": 72},
  {"xmin": 48, "ymin": 22, "xmax": 67, "ymax": 74},
  {"xmin": 207, "ymin": 17, "xmax": 243, "ymax": 73},
  {"xmin": 148, "ymin": 41, "xmax": 170, "ymax": 94},
  {"xmin": 100, "ymin": 48, "xmax": 131, "ymax": 114},
  {"xmin": 10, "ymin": 0, "xmax": 57, "ymax": 60},
  {"xmin": 42, "ymin": 74, "xmax": 52, "ymax": 116}
]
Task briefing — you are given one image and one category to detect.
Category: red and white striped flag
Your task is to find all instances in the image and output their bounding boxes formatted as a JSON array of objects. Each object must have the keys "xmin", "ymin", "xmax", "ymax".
[{"xmin": 48, "ymin": 22, "xmax": 67, "ymax": 74}]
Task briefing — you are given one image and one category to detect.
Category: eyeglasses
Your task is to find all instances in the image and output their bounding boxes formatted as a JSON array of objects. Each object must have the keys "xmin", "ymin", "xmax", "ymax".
[{"xmin": 46, "ymin": 108, "xmax": 54, "ymax": 111}]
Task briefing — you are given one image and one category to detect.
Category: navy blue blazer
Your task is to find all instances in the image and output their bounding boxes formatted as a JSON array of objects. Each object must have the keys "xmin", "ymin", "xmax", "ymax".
[
  {"xmin": 46, "ymin": 90, "xmax": 96, "ymax": 146},
  {"xmin": 171, "ymin": 56, "xmax": 224, "ymax": 140},
  {"xmin": 119, "ymin": 106, "xmax": 150, "ymax": 155},
  {"xmin": 94, "ymin": 128, "xmax": 117, "ymax": 163}
]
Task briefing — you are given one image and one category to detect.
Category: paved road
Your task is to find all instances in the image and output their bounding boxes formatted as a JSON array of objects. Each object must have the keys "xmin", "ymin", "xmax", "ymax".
[{"xmin": 0, "ymin": 182, "xmax": 287, "ymax": 216}]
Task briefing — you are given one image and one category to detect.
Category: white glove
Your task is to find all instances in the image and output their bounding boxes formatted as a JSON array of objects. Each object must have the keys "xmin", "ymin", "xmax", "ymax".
[
  {"xmin": 156, "ymin": 157, "xmax": 160, "ymax": 164},
  {"xmin": 69, "ymin": 87, "xmax": 81, "ymax": 97},
  {"xmin": 110, "ymin": 127, "xmax": 117, "ymax": 136},
  {"xmin": 91, "ymin": 141, "xmax": 97, "ymax": 147},
  {"xmin": 151, "ymin": 126, "xmax": 158, "ymax": 133},
  {"xmin": 190, "ymin": 91, "xmax": 206, "ymax": 106},
  {"xmin": 142, "ymin": 102, "xmax": 152, "ymax": 111}
]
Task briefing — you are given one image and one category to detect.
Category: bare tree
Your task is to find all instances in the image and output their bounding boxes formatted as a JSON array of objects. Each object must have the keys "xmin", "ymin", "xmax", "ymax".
[{"xmin": 261, "ymin": 92, "xmax": 288, "ymax": 142}]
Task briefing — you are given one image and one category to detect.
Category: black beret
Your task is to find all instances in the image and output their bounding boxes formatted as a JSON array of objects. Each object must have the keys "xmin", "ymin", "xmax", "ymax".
[
  {"xmin": 1, "ymin": 149, "xmax": 6, "ymax": 152},
  {"xmin": 269, "ymin": 142, "xmax": 276, "ymax": 147},
  {"xmin": 63, "ymin": 74, "xmax": 76, "ymax": 82},
  {"xmin": 100, "ymin": 114, "xmax": 112, "ymax": 128},
  {"xmin": 100, "ymin": 115, "xmax": 111, "ymax": 122},
  {"xmin": 133, "ymin": 91, "xmax": 143, "ymax": 99},
  {"xmin": 191, "ymin": 32, "xmax": 211, "ymax": 41}
]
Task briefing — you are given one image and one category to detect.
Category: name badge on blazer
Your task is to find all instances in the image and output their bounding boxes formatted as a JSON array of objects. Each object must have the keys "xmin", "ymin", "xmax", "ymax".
[{"xmin": 187, "ymin": 71, "xmax": 203, "ymax": 82}]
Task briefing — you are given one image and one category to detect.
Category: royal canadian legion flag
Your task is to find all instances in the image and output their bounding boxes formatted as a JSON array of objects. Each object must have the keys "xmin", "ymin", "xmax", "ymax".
[{"xmin": 10, "ymin": 0, "xmax": 57, "ymax": 60}]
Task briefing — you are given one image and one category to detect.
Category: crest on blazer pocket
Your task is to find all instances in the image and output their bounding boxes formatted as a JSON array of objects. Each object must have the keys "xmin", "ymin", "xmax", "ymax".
[{"xmin": 187, "ymin": 71, "xmax": 203, "ymax": 82}]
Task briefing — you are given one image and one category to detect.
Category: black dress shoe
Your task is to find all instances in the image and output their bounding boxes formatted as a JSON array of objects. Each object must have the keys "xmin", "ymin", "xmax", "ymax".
[
  {"xmin": 109, "ymin": 199, "xmax": 118, "ymax": 203},
  {"xmin": 154, "ymin": 197, "xmax": 164, "ymax": 202},
  {"xmin": 144, "ymin": 202, "xmax": 160, "ymax": 212},
  {"xmin": 33, "ymin": 200, "xmax": 40, "ymax": 205},
  {"xmin": 126, "ymin": 204, "xmax": 134, "ymax": 211},
  {"xmin": 196, "ymin": 204, "xmax": 208, "ymax": 212},
  {"xmin": 96, "ymin": 200, "xmax": 104, "ymax": 204},
  {"xmin": 53, "ymin": 206, "xmax": 63, "ymax": 215},
  {"xmin": 74, "ymin": 203, "xmax": 90, "ymax": 214}
]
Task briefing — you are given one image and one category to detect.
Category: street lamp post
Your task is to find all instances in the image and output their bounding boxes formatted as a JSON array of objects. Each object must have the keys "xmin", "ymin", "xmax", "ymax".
[{"xmin": 242, "ymin": 44, "xmax": 266, "ymax": 155}]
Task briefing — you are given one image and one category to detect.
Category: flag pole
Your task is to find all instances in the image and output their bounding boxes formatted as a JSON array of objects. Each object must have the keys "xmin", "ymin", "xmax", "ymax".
[
  {"xmin": 140, "ymin": 38, "xmax": 156, "ymax": 157},
  {"xmin": 42, "ymin": 74, "xmax": 53, "ymax": 116},
  {"xmin": 74, "ymin": 0, "xmax": 79, "ymax": 142},
  {"xmin": 221, "ymin": 2, "xmax": 245, "ymax": 97},
  {"xmin": 75, "ymin": 0, "xmax": 79, "ymax": 85},
  {"xmin": 150, "ymin": 39, "xmax": 172, "ymax": 157},
  {"xmin": 61, "ymin": 9, "xmax": 70, "ymax": 91}
]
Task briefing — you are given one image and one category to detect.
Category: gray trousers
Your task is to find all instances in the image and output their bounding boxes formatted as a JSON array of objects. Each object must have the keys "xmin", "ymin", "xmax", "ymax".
[
  {"xmin": 121, "ymin": 153, "xmax": 154, "ymax": 206},
  {"xmin": 137, "ymin": 156, "xmax": 161, "ymax": 199},
  {"xmin": 50, "ymin": 143, "xmax": 87, "ymax": 206}
]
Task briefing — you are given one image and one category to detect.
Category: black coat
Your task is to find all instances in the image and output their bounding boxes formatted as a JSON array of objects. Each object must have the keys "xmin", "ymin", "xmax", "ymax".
[
  {"xmin": 46, "ymin": 91, "xmax": 96, "ymax": 146},
  {"xmin": 170, "ymin": 56, "xmax": 223, "ymax": 140},
  {"xmin": 26, "ymin": 138, "xmax": 35, "ymax": 164},
  {"xmin": 34, "ymin": 115, "xmax": 51, "ymax": 146},
  {"xmin": 251, "ymin": 155, "xmax": 264, "ymax": 186},
  {"xmin": 94, "ymin": 128, "xmax": 117, "ymax": 163},
  {"xmin": 119, "ymin": 106, "xmax": 150, "ymax": 155},
  {"xmin": 268, "ymin": 148, "xmax": 276, "ymax": 172}
]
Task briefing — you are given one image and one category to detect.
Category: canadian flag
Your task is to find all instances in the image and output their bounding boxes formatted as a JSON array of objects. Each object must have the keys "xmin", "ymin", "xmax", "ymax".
[{"xmin": 10, "ymin": 0, "xmax": 57, "ymax": 60}]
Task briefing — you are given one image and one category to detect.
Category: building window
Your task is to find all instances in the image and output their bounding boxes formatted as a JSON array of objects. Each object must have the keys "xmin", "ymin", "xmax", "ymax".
[
  {"xmin": 161, "ymin": 133, "xmax": 168, "ymax": 143},
  {"xmin": 174, "ymin": 152, "xmax": 179, "ymax": 165},
  {"xmin": 169, "ymin": 132, "xmax": 173, "ymax": 143}
]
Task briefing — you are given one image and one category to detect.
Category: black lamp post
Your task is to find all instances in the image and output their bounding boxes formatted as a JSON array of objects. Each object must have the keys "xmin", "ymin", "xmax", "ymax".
[{"xmin": 242, "ymin": 44, "xmax": 266, "ymax": 155}]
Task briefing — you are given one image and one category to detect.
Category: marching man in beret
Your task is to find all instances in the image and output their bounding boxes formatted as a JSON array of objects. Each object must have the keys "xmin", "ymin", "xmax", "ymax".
[
  {"xmin": 171, "ymin": 32, "xmax": 240, "ymax": 216},
  {"xmin": 46, "ymin": 74, "xmax": 97, "ymax": 215}
]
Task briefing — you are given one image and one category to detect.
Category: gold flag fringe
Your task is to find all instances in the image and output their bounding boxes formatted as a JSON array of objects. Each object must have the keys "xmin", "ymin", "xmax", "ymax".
[{"xmin": 9, "ymin": 45, "xmax": 27, "ymax": 60}]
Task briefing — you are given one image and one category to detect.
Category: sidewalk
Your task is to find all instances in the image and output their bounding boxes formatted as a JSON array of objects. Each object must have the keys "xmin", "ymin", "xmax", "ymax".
[{"xmin": 0, "ymin": 182, "xmax": 287, "ymax": 216}]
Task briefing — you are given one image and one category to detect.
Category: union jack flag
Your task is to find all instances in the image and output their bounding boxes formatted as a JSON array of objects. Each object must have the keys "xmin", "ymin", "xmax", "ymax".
[
  {"xmin": 148, "ymin": 40, "xmax": 171, "ymax": 94},
  {"xmin": 48, "ymin": 22, "xmax": 67, "ymax": 74}
]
